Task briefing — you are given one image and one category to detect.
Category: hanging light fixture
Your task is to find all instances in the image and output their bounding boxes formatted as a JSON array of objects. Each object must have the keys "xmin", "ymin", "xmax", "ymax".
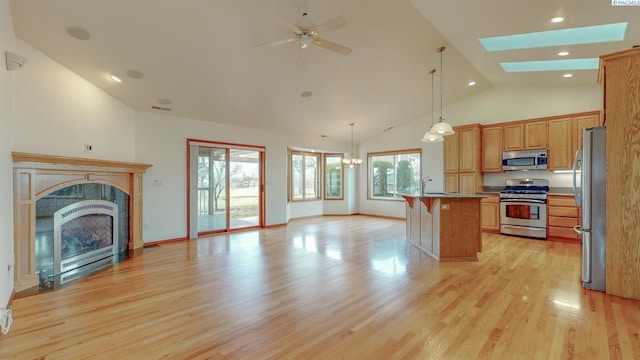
[
  {"xmin": 422, "ymin": 69, "xmax": 444, "ymax": 142},
  {"xmin": 342, "ymin": 123, "xmax": 363, "ymax": 168},
  {"xmin": 429, "ymin": 46, "xmax": 455, "ymax": 136}
]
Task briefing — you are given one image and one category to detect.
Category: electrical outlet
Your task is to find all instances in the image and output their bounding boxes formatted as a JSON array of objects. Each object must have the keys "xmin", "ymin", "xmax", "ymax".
[{"xmin": 84, "ymin": 143, "xmax": 93, "ymax": 153}]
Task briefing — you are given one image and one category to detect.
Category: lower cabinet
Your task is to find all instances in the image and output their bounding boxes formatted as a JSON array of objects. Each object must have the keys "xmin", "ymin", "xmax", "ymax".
[
  {"xmin": 481, "ymin": 194, "xmax": 500, "ymax": 232},
  {"xmin": 547, "ymin": 195, "xmax": 580, "ymax": 243}
]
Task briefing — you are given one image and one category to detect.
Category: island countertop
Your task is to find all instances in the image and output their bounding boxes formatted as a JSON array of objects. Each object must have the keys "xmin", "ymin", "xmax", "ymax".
[
  {"xmin": 399, "ymin": 192, "xmax": 486, "ymax": 199},
  {"xmin": 401, "ymin": 194, "xmax": 482, "ymax": 261}
]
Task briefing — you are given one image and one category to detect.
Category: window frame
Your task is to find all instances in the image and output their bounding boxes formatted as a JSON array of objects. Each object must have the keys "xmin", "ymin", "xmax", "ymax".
[
  {"xmin": 324, "ymin": 153, "xmax": 344, "ymax": 200},
  {"xmin": 289, "ymin": 150, "xmax": 321, "ymax": 201},
  {"xmin": 367, "ymin": 148, "xmax": 422, "ymax": 201}
]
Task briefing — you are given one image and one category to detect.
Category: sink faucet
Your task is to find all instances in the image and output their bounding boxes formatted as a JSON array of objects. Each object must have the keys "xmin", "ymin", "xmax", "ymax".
[{"xmin": 421, "ymin": 176, "xmax": 432, "ymax": 195}]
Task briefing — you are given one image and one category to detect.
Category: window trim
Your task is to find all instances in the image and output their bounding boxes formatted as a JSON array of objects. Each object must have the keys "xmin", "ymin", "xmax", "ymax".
[
  {"xmin": 367, "ymin": 148, "xmax": 422, "ymax": 201},
  {"xmin": 324, "ymin": 153, "xmax": 344, "ymax": 200},
  {"xmin": 289, "ymin": 150, "xmax": 321, "ymax": 202}
]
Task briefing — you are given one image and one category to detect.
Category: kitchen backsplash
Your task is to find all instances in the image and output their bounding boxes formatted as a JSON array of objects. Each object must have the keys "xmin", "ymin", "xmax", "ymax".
[{"xmin": 484, "ymin": 170, "xmax": 574, "ymax": 188}]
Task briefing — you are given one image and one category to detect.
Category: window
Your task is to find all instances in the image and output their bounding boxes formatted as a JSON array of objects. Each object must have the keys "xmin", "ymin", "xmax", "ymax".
[
  {"xmin": 324, "ymin": 154, "xmax": 344, "ymax": 199},
  {"xmin": 290, "ymin": 151, "xmax": 320, "ymax": 201},
  {"xmin": 369, "ymin": 149, "xmax": 421, "ymax": 200}
]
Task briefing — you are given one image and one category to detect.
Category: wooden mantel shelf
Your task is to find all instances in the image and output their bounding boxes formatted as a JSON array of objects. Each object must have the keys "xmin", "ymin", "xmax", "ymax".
[{"xmin": 12, "ymin": 152, "xmax": 152, "ymax": 173}]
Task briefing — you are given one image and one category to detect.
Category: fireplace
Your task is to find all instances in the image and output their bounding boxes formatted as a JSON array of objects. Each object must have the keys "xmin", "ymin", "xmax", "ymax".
[
  {"xmin": 55, "ymin": 200, "xmax": 118, "ymax": 278},
  {"xmin": 12, "ymin": 152, "xmax": 151, "ymax": 295}
]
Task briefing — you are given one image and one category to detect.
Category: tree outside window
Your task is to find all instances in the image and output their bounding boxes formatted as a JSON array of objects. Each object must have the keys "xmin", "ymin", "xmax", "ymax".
[
  {"xmin": 291, "ymin": 151, "xmax": 320, "ymax": 200},
  {"xmin": 369, "ymin": 150, "xmax": 421, "ymax": 200}
]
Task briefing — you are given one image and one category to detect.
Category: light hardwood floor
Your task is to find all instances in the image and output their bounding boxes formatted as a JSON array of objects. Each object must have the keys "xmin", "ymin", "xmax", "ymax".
[{"xmin": 2, "ymin": 215, "xmax": 639, "ymax": 359}]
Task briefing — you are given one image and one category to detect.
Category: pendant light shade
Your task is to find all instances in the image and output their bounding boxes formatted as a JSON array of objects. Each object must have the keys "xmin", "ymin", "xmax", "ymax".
[
  {"xmin": 429, "ymin": 46, "xmax": 455, "ymax": 137},
  {"xmin": 342, "ymin": 123, "xmax": 362, "ymax": 168},
  {"xmin": 422, "ymin": 69, "xmax": 443, "ymax": 143}
]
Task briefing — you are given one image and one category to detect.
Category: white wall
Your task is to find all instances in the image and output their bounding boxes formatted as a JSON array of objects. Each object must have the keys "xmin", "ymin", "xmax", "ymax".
[
  {"xmin": 357, "ymin": 83, "xmax": 601, "ymax": 217},
  {"xmin": 134, "ymin": 111, "xmax": 350, "ymax": 242},
  {"xmin": 12, "ymin": 39, "xmax": 135, "ymax": 161},
  {"xmin": 0, "ymin": 0, "xmax": 15, "ymax": 308}
]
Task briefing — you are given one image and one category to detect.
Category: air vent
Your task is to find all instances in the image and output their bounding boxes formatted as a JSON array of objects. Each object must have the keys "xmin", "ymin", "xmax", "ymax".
[{"xmin": 151, "ymin": 106, "xmax": 171, "ymax": 111}]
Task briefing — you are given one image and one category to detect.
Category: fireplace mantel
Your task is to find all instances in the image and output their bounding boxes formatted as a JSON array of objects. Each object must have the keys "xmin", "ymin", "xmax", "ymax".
[{"xmin": 12, "ymin": 152, "xmax": 152, "ymax": 294}]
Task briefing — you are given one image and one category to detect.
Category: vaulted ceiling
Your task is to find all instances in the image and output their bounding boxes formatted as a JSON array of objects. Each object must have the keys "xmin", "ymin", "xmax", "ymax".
[{"xmin": 9, "ymin": 0, "xmax": 639, "ymax": 143}]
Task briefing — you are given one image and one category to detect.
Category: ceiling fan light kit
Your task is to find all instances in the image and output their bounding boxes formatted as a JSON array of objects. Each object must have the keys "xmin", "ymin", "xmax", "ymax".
[
  {"xmin": 257, "ymin": 12, "xmax": 352, "ymax": 60},
  {"xmin": 427, "ymin": 46, "xmax": 455, "ymax": 139}
]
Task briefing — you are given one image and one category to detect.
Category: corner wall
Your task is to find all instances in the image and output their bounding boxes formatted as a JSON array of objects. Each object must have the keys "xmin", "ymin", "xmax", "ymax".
[{"xmin": 0, "ymin": 0, "xmax": 15, "ymax": 308}]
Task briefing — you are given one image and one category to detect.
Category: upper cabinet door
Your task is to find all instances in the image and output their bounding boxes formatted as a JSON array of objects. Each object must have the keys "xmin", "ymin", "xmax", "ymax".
[
  {"xmin": 548, "ymin": 117, "xmax": 572, "ymax": 170},
  {"xmin": 573, "ymin": 114, "xmax": 599, "ymax": 152},
  {"xmin": 459, "ymin": 126, "xmax": 480, "ymax": 173},
  {"xmin": 503, "ymin": 123, "xmax": 524, "ymax": 151},
  {"xmin": 443, "ymin": 131, "xmax": 459, "ymax": 173},
  {"xmin": 482, "ymin": 126, "xmax": 503, "ymax": 173},
  {"xmin": 525, "ymin": 121, "xmax": 548, "ymax": 149}
]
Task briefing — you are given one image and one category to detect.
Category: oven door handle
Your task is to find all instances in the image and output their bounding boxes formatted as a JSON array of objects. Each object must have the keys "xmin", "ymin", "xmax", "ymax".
[
  {"xmin": 502, "ymin": 225, "xmax": 547, "ymax": 232},
  {"xmin": 499, "ymin": 198, "xmax": 546, "ymax": 204}
]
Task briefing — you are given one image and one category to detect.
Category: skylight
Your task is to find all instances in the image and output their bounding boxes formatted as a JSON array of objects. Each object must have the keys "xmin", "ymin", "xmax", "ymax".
[
  {"xmin": 479, "ymin": 22, "xmax": 627, "ymax": 51},
  {"xmin": 500, "ymin": 58, "xmax": 599, "ymax": 72}
]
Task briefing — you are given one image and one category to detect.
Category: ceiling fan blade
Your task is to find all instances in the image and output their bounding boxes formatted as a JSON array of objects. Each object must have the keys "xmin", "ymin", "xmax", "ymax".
[
  {"xmin": 274, "ymin": 12, "xmax": 303, "ymax": 35},
  {"xmin": 315, "ymin": 16, "xmax": 348, "ymax": 31},
  {"xmin": 254, "ymin": 37, "xmax": 297, "ymax": 47},
  {"xmin": 313, "ymin": 37, "xmax": 352, "ymax": 56}
]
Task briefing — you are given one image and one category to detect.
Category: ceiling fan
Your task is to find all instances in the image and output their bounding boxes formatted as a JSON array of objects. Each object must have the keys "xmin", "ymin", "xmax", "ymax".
[{"xmin": 256, "ymin": 12, "xmax": 352, "ymax": 60}]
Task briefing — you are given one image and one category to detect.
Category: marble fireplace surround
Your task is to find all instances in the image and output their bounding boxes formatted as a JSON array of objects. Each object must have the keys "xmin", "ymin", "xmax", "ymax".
[{"xmin": 12, "ymin": 152, "xmax": 152, "ymax": 294}]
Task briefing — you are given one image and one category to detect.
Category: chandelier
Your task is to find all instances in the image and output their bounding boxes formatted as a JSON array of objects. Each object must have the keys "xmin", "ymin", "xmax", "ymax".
[{"xmin": 342, "ymin": 123, "xmax": 363, "ymax": 168}]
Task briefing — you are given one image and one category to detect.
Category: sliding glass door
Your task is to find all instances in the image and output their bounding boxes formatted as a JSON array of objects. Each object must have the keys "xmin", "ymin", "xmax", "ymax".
[{"xmin": 189, "ymin": 140, "xmax": 264, "ymax": 237}]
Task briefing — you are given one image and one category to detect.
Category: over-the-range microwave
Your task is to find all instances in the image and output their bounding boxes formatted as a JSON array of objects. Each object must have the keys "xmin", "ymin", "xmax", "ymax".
[{"xmin": 502, "ymin": 149, "xmax": 548, "ymax": 171}]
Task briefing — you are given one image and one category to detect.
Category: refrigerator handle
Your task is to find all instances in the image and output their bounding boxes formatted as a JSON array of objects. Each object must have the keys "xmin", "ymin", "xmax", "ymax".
[
  {"xmin": 573, "ymin": 225, "xmax": 583, "ymax": 234},
  {"xmin": 572, "ymin": 149, "xmax": 582, "ymax": 207}
]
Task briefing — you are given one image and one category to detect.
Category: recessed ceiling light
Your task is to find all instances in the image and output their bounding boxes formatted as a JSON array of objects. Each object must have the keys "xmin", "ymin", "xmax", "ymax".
[
  {"xmin": 158, "ymin": 98, "xmax": 172, "ymax": 105},
  {"xmin": 479, "ymin": 22, "xmax": 627, "ymax": 51},
  {"xmin": 558, "ymin": 51, "xmax": 570, "ymax": 56},
  {"xmin": 301, "ymin": 90, "xmax": 312, "ymax": 98},
  {"xmin": 550, "ymin": 17, "xmax": 565, "ymax": 23},
  {"xmin": 66, "ymin": 26, "xmax": 91, "ymax": 40},
  {"xmin": 500, "ymin": 58, "xmax": 599, "ymax": 72},
  {"xmin": 468, "ymin": 81, "xmax": 476, "ymax": 86},
  {"xmin": 110, "ymin": 74, "xmax": 123, "ymax": 83},
  {"xmin": 127, "ymin": 70, "xmax": 144, "ymax": 79},
  {"xmin": 563, "ymin": 73, "xmax": 573, "ymax": 78}
]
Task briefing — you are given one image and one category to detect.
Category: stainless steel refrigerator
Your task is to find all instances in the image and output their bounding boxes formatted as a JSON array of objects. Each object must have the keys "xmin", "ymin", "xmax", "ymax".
[{"xmin": 572, "ymin": 126, "xmax": 606, "ymax": 292}]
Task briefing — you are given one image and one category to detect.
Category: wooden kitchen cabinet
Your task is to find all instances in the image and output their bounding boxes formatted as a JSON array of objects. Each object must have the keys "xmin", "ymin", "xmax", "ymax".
[
  {"xmin": 547, "ymin": 117, "xmax": 573, "ymax": 170},
  {"xmin": 600, "ymin": 47, "xmax": 640, "ymax": 300},
  {"xmin": 525, "ymin": 121, "xmax": 548, "ymax": 149},
  {"xmin": 503, "ymin": 123, "xmax": 524, "ymax": 151},
  {"xmin": 573, "ymin": 113, "xmax": 599, "ymax": 152},
  {"xmin": 481, "ymin": 194, "xmax": 500, "ymax": 232},
  {"xmin": 547, "ymin": 195, "xmax": 580, "ymax": 243},
  {"xmin": 481, "ymin": 126, "xmax": 503, "ymax": 172},
  {"xmin": 504, "ymin": 121, "xmax": 548, "ymax": 151},
  {"xmin": 444, "ymin": 173, "xmax": 459, "ymax": 193},
  {"xmin": 444, "ymin": 124, "xmax": 483, "ymax": 195},
  {"xmin": 443, "ymin": 131, "xmax": 459, "ymax": 173}
]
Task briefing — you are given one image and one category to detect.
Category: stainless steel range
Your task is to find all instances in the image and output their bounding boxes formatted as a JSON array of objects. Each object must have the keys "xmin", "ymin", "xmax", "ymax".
[{"xmin": 500, "ymin": 179, "xmax": 549, "ymax": 239}]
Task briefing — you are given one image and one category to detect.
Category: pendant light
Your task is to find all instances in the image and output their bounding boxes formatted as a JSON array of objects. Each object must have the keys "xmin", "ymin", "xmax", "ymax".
[
  {"xmin": 421, "ymin": 69, "xmax": 444, "ymax": 142},
  {"xmin": 429, "ymin": 46, "xmax": 455, "ymax": 136},
  {"xmin": 342, "ymin": 123, "xmax": 363, "ymax": 168}
]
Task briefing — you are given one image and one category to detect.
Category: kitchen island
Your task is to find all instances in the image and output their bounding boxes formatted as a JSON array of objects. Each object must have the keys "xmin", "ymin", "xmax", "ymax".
[{"xmin": 401, "ymin": 193, "xmax": 484, "ymax": 261}]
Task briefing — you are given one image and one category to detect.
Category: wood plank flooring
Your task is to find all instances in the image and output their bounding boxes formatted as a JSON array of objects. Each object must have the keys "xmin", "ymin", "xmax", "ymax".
[{"xmin": 1, "ymin": 215, "xmax": 639, "ymax": 359}]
